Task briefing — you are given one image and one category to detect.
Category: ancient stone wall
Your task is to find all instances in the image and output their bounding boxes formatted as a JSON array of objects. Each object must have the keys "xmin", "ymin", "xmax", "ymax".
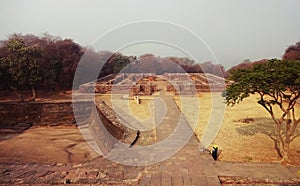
[
  {"xmin": 0, "ymin": 98, "xmax": 156, "ymax": 156},
  {"xmin": 79, "ymin": 100, "xmax": 156, "ymax": 155},
  {"xmin": 0, "ymin": 101, "xmax": 92, "ymax": 131},
  {"xmin": 165, "ymin": 73, "xmax": 226, "ymax": 93},
  {"xmin": 95, "ymin": 101, "xmax": 156, "ymax": 146},
  {"xmin": 95, "ymin": 101, "xmax": 136, "ymax": 144},
  {"xmin": 79, "ymin": 73, "xmax": 157, "ymax": 95}
]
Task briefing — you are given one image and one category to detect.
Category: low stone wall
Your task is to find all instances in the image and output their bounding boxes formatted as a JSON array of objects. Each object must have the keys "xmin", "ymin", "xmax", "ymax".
[
  {"xmin": 0, "ymin": 101, "xmax": 92, "ymax": 131},
  {"xmin": 95, "ymin": 101, "xmax": 156, "ymax": 146},
  {"xmin": 0, "ymin": 99, "xmax": 156, "ymax": 154},
  {"xmin": 96, "ymin": 101, "xmax": 136, "ymax": 143},
  {"xmin": 76, "ymin": 100, "xmax": 157, "ymax": 155}
]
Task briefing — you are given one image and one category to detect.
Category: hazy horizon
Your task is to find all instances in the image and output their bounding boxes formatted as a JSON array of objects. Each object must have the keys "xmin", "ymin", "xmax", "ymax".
[{"xmin": 1, "ymin": 0, "xmax": 299, "ymax": 69}]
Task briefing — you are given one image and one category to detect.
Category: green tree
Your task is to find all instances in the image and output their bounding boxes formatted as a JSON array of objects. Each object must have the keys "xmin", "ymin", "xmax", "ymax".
[
  {"xmin": 0, "ymin": 57, "xmax": 11, "ymax": 90},
  {"xmin": 111, "ymin": 53, "xmax": 131, "ymax": 73},
  {"xmin": 223, "ymin": 59, "xmax": 300, "ymax": 163},
  {"xmin": 3, "ymin": 38, "xmax": 42, "ymax": 101}
]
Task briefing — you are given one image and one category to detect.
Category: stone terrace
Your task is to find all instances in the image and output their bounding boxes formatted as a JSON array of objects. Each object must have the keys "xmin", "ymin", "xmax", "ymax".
[
  {"xmin": 80, "ymin": 73, "xmax": 157, "ymax": 95},
  {"xmin": 79, "ymin": 73, "xmax": 226, "ymax": 96}
]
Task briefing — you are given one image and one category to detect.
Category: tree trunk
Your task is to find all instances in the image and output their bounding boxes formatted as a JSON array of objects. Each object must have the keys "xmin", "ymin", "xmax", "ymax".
[
  {"xmin": 274, "ymin": 139, "xmax": 290, "ymax": 162},
  {"xmin": 274, "ymin": 138, "xmax": 283, "ymax": 158},
  {"xmin": 281, "ymin": 114, "xmax": 292, "ymax": 164},
  {"xmin": 274, "ymin": 122, "xmax": 291, "ymax": 164},
  {"xmin": 280, "ymin": 140, "xmax": 290, "ymax": 164},
  {"xmin": 274, "ymin": 122, "xmax": 283, "ymax": 158},
  {"xmin": 282, "ymin": 146, "xmax": 290, "ymax": 163},
  {"xmin": 31, "ymin": 86, "xmax": 36, "ymax": 101},
  {"xmin": 14, "ymin": 91, "xmax": 24, "ymax": 102}
]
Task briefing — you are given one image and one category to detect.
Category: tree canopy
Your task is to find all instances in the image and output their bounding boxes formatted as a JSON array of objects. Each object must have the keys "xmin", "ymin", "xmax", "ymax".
[
  {"xmin": 0, "ymin": 33, "xmax": 226, "ymax": 96},
  {"xmin": 283, "ymin": 41, "xmax": 300, "ymax": 60},
  {"xmin": 1, "ymin": 38, "xmax": 42, "ymax": 100},
  {"xmin": 0, "ymin": 34, "xmax": 84, "ymax": 93}
]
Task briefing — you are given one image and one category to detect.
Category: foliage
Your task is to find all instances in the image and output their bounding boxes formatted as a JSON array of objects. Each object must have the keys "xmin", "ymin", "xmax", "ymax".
[
  {"xmin": 0, "ymin": 33, "xmax": 227, "ymax": 93},
  {"xmin": 223, "ymin": 59, "xmax": 300, "ymax": 163},
  {"xmin": 167, "ymin": 56, "xmax": 200, "ymax": 73},
  {"xmin": 2, "ymin": 38, "xmax": 42, "ymax": 98},
  {"xmin": 0, "ymin": 34, "xmax": 83, "ymax": 91},
  {"xmin": 54, "ymin": 39, "xmax": 83, "ymax": 88},
  {"xmin": 73, "ymin": 49, "xmax": 110, "ymax": 87},
  {"xmin": 200, "ymin": 61, "xmax": 226, "ymax": 77},
  {"xmin": 226, "ymin": 59, "xmax": 268, "ymax": 78},
  {"xmin": 0, "ymin": 57, "xmax": 11, "ymax": 90},
  {"xmin": 283, "ymin": 41, "xmax": 300, "ymax": 60},
  {"xmin": 111, "ymin": 53, "xmax": 131, "ymax": 73}
]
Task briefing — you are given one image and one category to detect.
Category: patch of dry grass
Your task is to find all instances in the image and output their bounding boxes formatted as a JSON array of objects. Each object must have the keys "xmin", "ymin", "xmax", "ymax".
[
  {"xmin": 173, "ymin": 93, "xmax": 300, "ymax": 164},
  {"xmin": 98, "ymin": 93, "xmax": 300, "ymax": 164}
]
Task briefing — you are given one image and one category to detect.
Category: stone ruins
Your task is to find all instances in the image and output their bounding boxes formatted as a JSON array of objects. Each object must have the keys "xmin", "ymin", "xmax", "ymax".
[{"xmin": 79, "ymin": 73, "xmax": 226, "ymax": 95}]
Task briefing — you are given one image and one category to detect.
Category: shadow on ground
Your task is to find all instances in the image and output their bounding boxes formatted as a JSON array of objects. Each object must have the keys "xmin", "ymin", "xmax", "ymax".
[
  {"xmin": 0, "ymin": 122, "xmax": 33, "ymax": 142},
  {"xmin": 235, "ymin": 117, "xmax": 300, "ymax": 138},
  {"xmin": 235, "ymin": 117, "xmax": 300, "ymax": 163}
]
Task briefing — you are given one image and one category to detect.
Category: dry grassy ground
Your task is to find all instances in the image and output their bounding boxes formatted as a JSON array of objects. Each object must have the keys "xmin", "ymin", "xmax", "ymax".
[
  {"xmin": 176, "ymin": 93, "xmax": 300, "ymax": 165},
  {"xmin": 100, "ymin": 93, "xmax": 300, "ymax": 165}
]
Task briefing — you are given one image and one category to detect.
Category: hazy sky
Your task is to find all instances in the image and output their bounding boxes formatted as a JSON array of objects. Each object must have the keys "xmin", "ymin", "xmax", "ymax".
[{"xmin": 0, "ymin": 0, "xmax": 299, "ymax": 69}]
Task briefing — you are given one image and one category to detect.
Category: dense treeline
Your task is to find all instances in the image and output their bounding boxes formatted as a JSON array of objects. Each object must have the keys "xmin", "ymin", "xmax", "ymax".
[
  {"xmin": 0, "ymin": 34, "xmax": 82, "ymax": 92},
  {"xmin": 226, "ymin": 59, "xmax": 268, "ymax": 77},
  {"xmin": 114, "ymin": 54, "xmax": 226, "ymax": 75},
  {"xmin": 1, "ymin": 33, "xmax": 296, "ymax": 99},
  {"xmin": 0, "ymin": 34, "xmax": 227, "ymax": 98},
  {"xmin": 0, "ymin": 34, "xmax": 134, "ymax": 96}
]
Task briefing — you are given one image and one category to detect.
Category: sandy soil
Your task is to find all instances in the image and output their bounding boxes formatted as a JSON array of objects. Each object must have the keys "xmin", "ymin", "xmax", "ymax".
[{"xmin": 0, "ymin": 126, "xmax": 98, "ymax": 164}]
